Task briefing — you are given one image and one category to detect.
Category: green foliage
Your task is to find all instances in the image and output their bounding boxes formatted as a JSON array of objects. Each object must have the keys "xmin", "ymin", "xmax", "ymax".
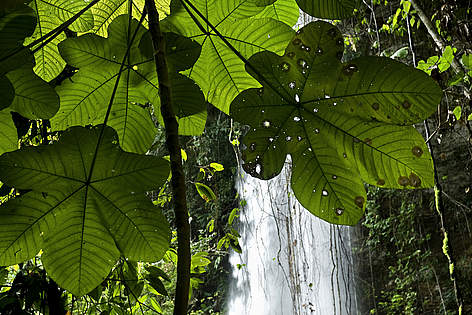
[
  {"xmin": 360, "ymin": 187, "xmax": 433, "ymax": 314},
  {"xmin": 232, "ymin": 21, "xmax": 440, "ymax": 225},
  {"xmin": 162, "ymin": 0, "xmax": 295, "ymax": 113},
  {"xmin": 0, "ymin": 125, "xmax": 171, "ymax": 296},
  {"xmin": 25, "ymin": 0, "xmax": 95, "ymax": 81},
  {"xmin": 417, "ymin": 46, "xmax": 456, "ymax": 75},
  {"xmin": 297, "ymin": 0, "xmax": 359, "ymax": 19},
  {"xmin": 0, "ymin": 0, "xmax": 442, "ymax": 307}
]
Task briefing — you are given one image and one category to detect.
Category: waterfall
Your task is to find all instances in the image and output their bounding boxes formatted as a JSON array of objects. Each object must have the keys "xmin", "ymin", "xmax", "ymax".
[{"xmin": 227, "ymin": 160, "xmax": 358, "ymax": 315}]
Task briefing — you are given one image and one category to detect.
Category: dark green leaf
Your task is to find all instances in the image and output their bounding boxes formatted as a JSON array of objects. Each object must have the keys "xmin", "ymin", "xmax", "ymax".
[
  {"xmin": 0, "ymin": 110, "xmax": 17, "ymax": 156},
  {"xmin": 297, "ymin": 0, "xmax": 359, "ymax": 19},
  {"xmin": 147, "ymin": 276, "xmax": 168, "ymax": 296},
  {"xmin": 145, "ymin": 266, "xmax": 171, "ymax": 282},
  {"xmin": 6, "ymin": 66, "xmax": 59, "ymax": 119},
  {"xmin": 0, "ymin": 5, "xmax": 36, "ymax": 74},
  {"xmin": 0, "ymin": 125, "xmax": 171, "ymax": 296},
  {"xmin": 231, "ymin": 21, "xmax": 441, "ymax": 225}
]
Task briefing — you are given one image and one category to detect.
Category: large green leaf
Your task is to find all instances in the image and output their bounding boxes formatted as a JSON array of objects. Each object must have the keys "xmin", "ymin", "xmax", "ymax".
[
  {"xmin": 162, "ymin": 0, "xmax": 294, "ymax": 113},
  {"xmin": 89, "ymin": 0, "xmax": 170, "ymax": 36},
  {"xmin": 0, "ymin": 109, "xmax": 17, "ymax": 155},
  {"xmin": 231, "ymin": 21, "xmax": 442, "ymax": 225},
  {"xmin": 0, "ymin": 5, "xmax": 36, "ymax": 110},
  {"xmin": 0, "ymin": 4, "xmax": 36, "ymax": 74},
  {"xmin": 25, "ymin": 0, "xmax": 95, "ymax": 81},
  {"xmin": 297, "ymin": 0, "xmax": 359, "ymax": 19},
  {"xmin": 6, "ymin": 66, "xmax": 59, "ymax": 119},
  {"xmin": 0, "ymin": 6, "xmax": 59, "ymax": 118},
  {"xmin": 0, "ymin": 125, "xmax": 171, "ymax": 296},
  {"xmin": 253, "ymin": 0, "xmax": 299, "ymax": 26},
  {"xmin": 52, "ymin": 15, "xmax": 205, "ymax": 153}
]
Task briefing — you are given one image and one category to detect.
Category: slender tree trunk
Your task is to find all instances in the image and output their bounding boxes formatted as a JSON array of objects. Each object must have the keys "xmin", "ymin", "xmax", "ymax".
[{"xmin": 144, "ymin": 1, "xmax": 191, "ymax": 314}]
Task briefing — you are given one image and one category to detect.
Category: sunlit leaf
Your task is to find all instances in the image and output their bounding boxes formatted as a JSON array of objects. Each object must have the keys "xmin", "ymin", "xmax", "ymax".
[
  {"xmin": 228, "ymin": 208, "xmax": 239, "ymax": 225},
  {"xmin": 89, "ymin": 0, "xmax": 170, "ymax": 36},
  {"xmin": 52, "ymin": 15, "xmax": 205, "ymax": 153},
  {"xmin": 162, "ymin": 0, "xmax": 294, "ymax": 113},
  {"xmin": 195, "ymin": 182, "xmax": 217, "ymax": 202},
  {"xmin": 453, "ymin": 106, "xmax": 462, "ymax": 120},
  {"xmin": 210, "ymin": 162, "xmax": 224, "ymax": 172},
  {"xmin": 0, "ymin": 125, "xmax": 171, "ymax": 296},
  {"xmin": 25, "ymin": 0, "xmax": 95, "ymax": 81},
  {"xmin": 231, "ymin": 21, "xmax": 441, "ymax": 225},
  {"xmin": 253, "ymin": 0, "xmax": 299, "ymax": 26}
]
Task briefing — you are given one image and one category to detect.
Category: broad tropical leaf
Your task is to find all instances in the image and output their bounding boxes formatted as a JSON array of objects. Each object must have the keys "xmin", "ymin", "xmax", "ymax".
[
  {"xmin": 253, "ymin": 0, "xmax": 299, "ymax": 26},
  {"xmin": 52, "ymin": 15, "xmax": 205, "ymax": 153},
  {"xmin": 297, "ymin": 0, "xmax": 359, "ymax": 19},
  {"xmin": 231, "ymin": 21, "xmax": 442, "ymax": 225},
  {"xmin": 0, "ymin": 109, "xmax": 17, "ymax": 155},
  {"xmin": 0, "ymin": 125, "xmax": 171, "ymax": 296},
  {"xmin": 0, "ymin": 4, "xmax": 36, "ymax": 74},
  {"xmin": 6, "ymin": 66, "xmax": 59, "ymax": 119},
  {"xmin": 0, "ymin": 6, "xmax": 59, "ymax": 118},
  {"xmin": 89, "ymin": 0, "xmax": 170, "ymax": 36},
  {"xmin": 25, "ymin": 0, "xmax": 95, "ymax": 81},
  {"xmin": 0, "ymin": 5, "xmax": 36, "ymax": 109},
  {"xmin": 162, "ymin": 0, "xmax": 294, "ymax": 113}
]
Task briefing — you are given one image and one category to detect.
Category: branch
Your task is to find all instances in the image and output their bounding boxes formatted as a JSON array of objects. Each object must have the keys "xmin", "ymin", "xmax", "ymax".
[
  {"xmin": 144, "ymin": 1, "xmax": 191, "ymax": 314},
  {"xmin": 423, "ymin": 120, "xmax": 464, "ymax": 315},
  {"xmin": 408, "ymin": 0, "xmax": 465, "ymax": 75}
]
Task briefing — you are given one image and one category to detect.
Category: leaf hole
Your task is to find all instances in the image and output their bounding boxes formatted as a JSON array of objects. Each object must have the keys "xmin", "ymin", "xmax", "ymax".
[{"xmin": 280, "ymin": 62, "xmax": 290, "ymax": 72}]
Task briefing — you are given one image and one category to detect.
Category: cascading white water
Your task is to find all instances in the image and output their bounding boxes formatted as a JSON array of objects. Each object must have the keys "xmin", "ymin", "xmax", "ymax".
[{"xmin": 227, "ymin": 161, "xmax": 358, "ymax": 315}]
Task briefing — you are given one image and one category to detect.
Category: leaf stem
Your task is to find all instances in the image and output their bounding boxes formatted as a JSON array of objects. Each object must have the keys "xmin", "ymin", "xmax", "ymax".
[{"xmin": 145, "ymin": 0, "xmax": 191, "ymax": 314}]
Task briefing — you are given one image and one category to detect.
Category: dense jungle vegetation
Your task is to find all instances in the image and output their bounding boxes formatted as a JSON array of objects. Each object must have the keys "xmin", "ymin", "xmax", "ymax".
[{"xmin": 0, "ymin": 0, "xmax": 470, "ymax": 314}]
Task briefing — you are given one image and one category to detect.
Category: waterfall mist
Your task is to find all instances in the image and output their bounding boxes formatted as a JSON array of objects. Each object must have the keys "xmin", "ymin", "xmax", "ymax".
[{"xmin": 227, "ymin": 161, "xmax": 358, "ymax": 315}]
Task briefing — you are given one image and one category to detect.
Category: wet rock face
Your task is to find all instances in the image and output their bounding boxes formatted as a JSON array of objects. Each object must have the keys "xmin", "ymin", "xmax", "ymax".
[{"xmin": 432, "ymin": 121, "xmax": 471, "ymax": 200}]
